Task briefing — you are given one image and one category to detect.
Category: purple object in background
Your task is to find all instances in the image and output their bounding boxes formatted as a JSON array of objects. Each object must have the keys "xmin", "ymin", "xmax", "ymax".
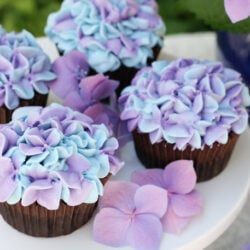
[
  {"xmin": 242, "ymin": 244, "xmax": 250, "ymax": 250},
  {"xmin": 217, "ymin": 31, "xmax": 250, "ymax": 123}
]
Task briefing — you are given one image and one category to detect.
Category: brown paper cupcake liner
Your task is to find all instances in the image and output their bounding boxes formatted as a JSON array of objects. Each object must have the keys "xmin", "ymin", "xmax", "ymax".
[
  {"xmin": 133, "ymin": 131, "xmax": 239, "ymax": 182},
  {"xmin": 0, "ymin": 201, "xmax": 97, "ymax": 237},
  {"xmin": 0, "ymin": 175, "xmax": 111, "ymax": 237},
  {"xmin": 0, "ymin": 92, "xmax": 48, "ymax": 124}
]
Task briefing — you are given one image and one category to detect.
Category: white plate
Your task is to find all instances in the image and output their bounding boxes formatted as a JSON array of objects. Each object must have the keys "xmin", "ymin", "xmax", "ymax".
[
  {"xmin": 0, "ymin": 129, "xmax": 249, "ymax": 250},
  {"xmin": 0, "ymin": 38, "xmax": 249, "ymax": 250}
]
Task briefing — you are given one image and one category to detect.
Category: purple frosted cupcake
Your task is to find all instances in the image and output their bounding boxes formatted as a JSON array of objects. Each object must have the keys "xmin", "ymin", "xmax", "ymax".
[
  {"xmin": 45, "ymin": 0, "xmax": 166, "ymax": 94},
  {"xmin": 119, "ymin": 59, "xmax": 250, "ymax": 181},
  {"xmin": 0, "ymin": 103, "xmax": 123, "ymax": 237},
  {"xmin": 0, "ymin": 26, "xmax": 56, "ymax": 123}
]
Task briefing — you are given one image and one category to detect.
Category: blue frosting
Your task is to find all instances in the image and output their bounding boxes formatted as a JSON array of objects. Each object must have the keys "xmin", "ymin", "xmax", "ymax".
[{"xmin": 45, "ymin": 0, "xmax": 166, "ymax": 73}]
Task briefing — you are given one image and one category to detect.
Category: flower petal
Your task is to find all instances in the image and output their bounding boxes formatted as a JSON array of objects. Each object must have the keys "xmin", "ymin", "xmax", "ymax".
[
  {"xmin": 161, "ymin": 206, "xmax": 191, "ymax": 234},
  {"xmin": 127, "ymin": 214, "xmax": 163, "ymax": 250},
  {"xmin": 131, "ymin": 169, "xmax": 165, "ymax": 188},
  {"xmin": 79, "ymin": 74, "xmax": 118, "ymax": 101},
  {"xmin": 163, "ymin": 160, "xmax": 197, "ymax": 194},
  {"xmin": 98, "ymin": 181, "xmax": 138, "ymax": 213},
  {"xmin": 224, "ymin": 0, "xmax": 250, "ymax": 23},
  {"xmin": 135, "ymin": 185, "xmax": 168, "ymax": 217},
  {"xmin": 50, "ymin": 58, "xmax": 79, "ymax": 99},
  {"xmin": 93, "ymin": 207, "xmax": 130, "ymax": 247},
  {"xmin": 63, "ymin": 90, "xmax": 86, "ymax": 112},
  {"xmin": 170, "ymin": 191, "xmax": 202, "ymax": 217}
]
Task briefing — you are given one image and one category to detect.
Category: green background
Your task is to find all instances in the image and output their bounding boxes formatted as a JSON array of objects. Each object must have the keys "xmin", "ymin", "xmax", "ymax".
[
  {"xmin": 0, "ymin": 0, "xmax": 209, "ymax": 37},
  {"xmin": 0, "ymin": 0, "xmax": 249, "ymax": 37}
]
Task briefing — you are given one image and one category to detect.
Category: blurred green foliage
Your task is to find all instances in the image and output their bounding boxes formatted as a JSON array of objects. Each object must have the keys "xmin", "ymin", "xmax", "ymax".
[
  {"xmin": 0, "ymin": 0, "xmax": 211, "ymax": 37},
  {"xmin": 177, "ymin": 0, "xmax": 250, "ymax": 33},
  {"xmin": 157, "ymin": 0, "xmax": 210, "ymax": 33},
  {"xmin": 0, "ymin": 0, "xmax": 61, "ymax": 36}
]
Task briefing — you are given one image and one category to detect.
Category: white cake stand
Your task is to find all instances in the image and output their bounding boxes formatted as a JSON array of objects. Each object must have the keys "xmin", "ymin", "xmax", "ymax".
[
  {"xmin": 0, "ymin": 36, "xmax": 249, "ymax": 250},
  {"xmin": 0, "ymin": 129, "xmax": 249, "ymax": 250}
]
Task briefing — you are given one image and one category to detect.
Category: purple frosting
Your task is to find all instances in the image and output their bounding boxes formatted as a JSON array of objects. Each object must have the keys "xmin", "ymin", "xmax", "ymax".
[
  {"xmin": 0, "ymin": 26, "xmax": 56, "ymax": 109},
  {"xmin": 0, "ymin": 103, "xmax": 123, "ymax": 209},
  {"xmin": 119, "ymin": 59, "xmax": 250, "ymax": 150}
]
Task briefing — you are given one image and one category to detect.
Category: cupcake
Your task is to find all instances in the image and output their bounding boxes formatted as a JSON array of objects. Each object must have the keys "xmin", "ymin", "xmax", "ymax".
[
  {"xmin": 0, "ymin": 26, "xmax": 56, "ymax": 123},
  {"xmin": 0, "ymin": 103, "xmax": 123, "ymax": 237},
  {"xmin": 45, "ymin": 0, "xmax": 166, "ymax": 94},
  {"xmin": 119, "ymin": 59, "xmax": 250, "ymax": 181}
]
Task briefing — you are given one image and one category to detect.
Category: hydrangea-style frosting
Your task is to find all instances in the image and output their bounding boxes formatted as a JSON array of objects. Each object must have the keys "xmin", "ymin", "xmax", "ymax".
[
  {"xmin": 0, "ymin": 26, "xmax": 56, "ymax": 109},
  {"xmin": 45, "ymin": 0, "xmax": 166, "ymax": 73},
  {"xmin": 119, "ymin": 59, "xmax": 250, "ymax": 150},
  {"xmin": 0, "ymin": 103, "xmax": 123, "ymax": 209}
]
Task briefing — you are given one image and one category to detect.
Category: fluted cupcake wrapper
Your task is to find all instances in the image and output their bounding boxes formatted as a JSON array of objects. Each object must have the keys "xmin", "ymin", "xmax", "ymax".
[
  {"xmin": 0, "ymin": 93, "xmax": 48, "ymax": 124},
  {"xmin": 0, "ymin": 175, "xmax": 111, "ymax": 237},
  {"xmin": 133, "ymin": 131, "xmax": 239, "ymax": 182},
  {"xmin": 0, "ymin": 201, "xmax": 97, "ymax": 237}
]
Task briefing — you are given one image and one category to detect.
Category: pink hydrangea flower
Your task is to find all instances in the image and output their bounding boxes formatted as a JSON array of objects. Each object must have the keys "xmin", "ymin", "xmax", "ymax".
[
  {"xmin": 132, "ymin": 160, "xmax": 202, "ymax": 234},
  {"xmin": 224, "ymin": 0, "xmax": 250, "ymax": 23},
  {"xmin": 93, "ymin": 181, "xmax": 167, "ymax": 250}
]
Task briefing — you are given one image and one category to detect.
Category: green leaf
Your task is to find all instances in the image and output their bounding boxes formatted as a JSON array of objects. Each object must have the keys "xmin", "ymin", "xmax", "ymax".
[
  {"xmin": 157, "ymin": 0, "xmax": 210, "ymax": 33},
  {"xmin": 177, "ymin": 0, "xmax": 250, "ymax": 33}
]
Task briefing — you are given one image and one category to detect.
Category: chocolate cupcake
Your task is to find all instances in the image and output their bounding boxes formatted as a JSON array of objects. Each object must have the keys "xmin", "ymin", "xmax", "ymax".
[
  {"xmin": 119, "ymin": 59, "xmax": 250, "ymax": 181},
  {"xmin": 0, "ymin": 103, "xmax": 123, "ymax": 237},
  {"xmin": 0, "ymin": 26, "xmax": 56, "ymax": 123},
  {"xmin": 45, "ymin": 0, "xmax": 166, "ymax": 95}
]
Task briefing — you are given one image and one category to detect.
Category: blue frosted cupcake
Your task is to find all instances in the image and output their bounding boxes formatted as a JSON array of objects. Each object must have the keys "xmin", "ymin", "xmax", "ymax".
[
  {"xmin": 0, "ymin": 103, "xmax": 123, "ymax": 236},
  {"xmin": 119, "ymin": 59, "xmax": 250, "ymax": 181},
  {"xmin": 45, "ymin": 0, "xmax": 166, "ymax": 94}
]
